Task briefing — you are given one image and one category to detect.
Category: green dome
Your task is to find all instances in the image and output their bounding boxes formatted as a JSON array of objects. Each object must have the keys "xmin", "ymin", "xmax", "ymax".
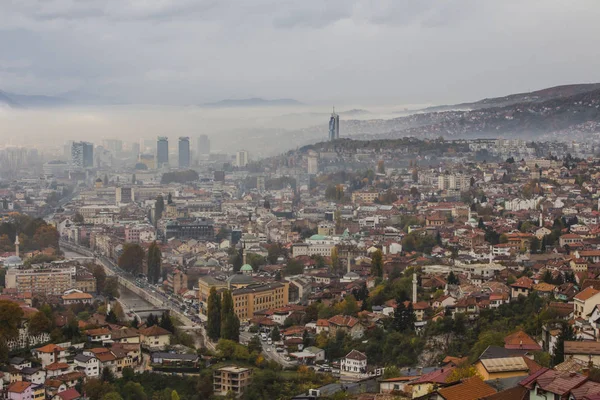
[
  {"xmin": 240, "ymin": 264, "xmax": 253, "ymax": 272},
  {"xmin": 309, "ymin": 234, "xmax": 327, "ymax": 240}
]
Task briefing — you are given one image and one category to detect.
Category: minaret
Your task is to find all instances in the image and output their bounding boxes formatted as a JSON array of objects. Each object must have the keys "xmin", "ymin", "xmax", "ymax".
[
  {"xmin": 15, "ymin": 235, "xmax": 19, "ymax": 258},
  {"xmin": 347, "ymin": 252, "xmax": 351, "ymax": 275},
  {"xmin": 412, "ymin": 273, "xmax": 417, "ymax": 303},
  {"xmin": 489, "ymin": 245, "xmax": 493, "ymax": 264},
  {"xmin": 242, "ymin": 249, "xmax": 247, "ymax": 265},
  {"xmin": 539, "ymin": 212, "xmax": 543, "ymax": 228}
]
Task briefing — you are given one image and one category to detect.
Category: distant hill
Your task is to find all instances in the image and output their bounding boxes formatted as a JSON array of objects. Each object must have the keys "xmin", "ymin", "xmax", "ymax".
[
  {"xmin": 202, "ymin": 98, "xmax": 303, "ymax": 108},
  {"xmin": 0, "ymin": 90, "xmax": 67, "ymax": 108},
  {"xmin": 419, "ymin": 83, "xmax": 600, "ymax": 112}
]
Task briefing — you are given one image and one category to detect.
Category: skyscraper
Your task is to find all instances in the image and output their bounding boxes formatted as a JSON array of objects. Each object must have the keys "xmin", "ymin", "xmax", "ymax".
[
  {"xmin": 197, "ymin": 135, "xmax": 210, "ymax": 155},
  {"xmin": 71, "ymin": 141, "xmax": 94, "ymax": 168},
  {"xmin": 178, "ymin": 137, "xmax": 190, "ymax": 169},
  {"xmin": 236, "ymin": 150, "xmax": 249, "ymax": 168},
  {"xmin": 157, "ymin": 136, "xmax": 169, "ymax": 168},
  {"xmin": 328, "ymin": 107, "xmax": 340, "ymax": 141}
]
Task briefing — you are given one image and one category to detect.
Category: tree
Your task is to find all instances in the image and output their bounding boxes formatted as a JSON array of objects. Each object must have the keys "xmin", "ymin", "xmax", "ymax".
[
  {"xmin": 28, "ymin": 311, "xmax": 52, "ymax": 336},
  {"xmin": 84, "ymin": 379, "xmax": 114, "ymax": 400},
  {"xmin": 106, "ymin": 310, "xmax": 118, "ymax": 324},
  {"xmin": 221, "ymin": 290, "xmax": 240, "ymax": 342},
  {"xmin": 112, "ymin": 302, "xmax": 125, "ymax": 321},
  {"xmin": 0, "ymin": 300, "xmax": 24, "ymax": 340},
  {"xmin": 207, "ymin": 287, "xmax": 221, "ymax": 341},
  {"xmin": 33, "ymin": 225, "xmax": 59, "ymax": 249},
  {"xmin": 92, "ymin": 264, "xmax": 106, "ymax": 294},
  {"xmin": 155, "ymin": 195, "xmax": 165, "ymax": 221},
  {"xmin": 121, "ymin": 381, "xmax": 147, "ymax": 400},
  {"xmin": 248, "ymin": 335, "xmax": 262, "ymax": 353},
  {"xmin": 377, "ymin": 160, "xmax": 385, "ymax": 174},
  {"xmin": 146, "ymin": 314, "xmax": 159, "ymax": 327},
  {"xmin": 392, "ymin": 301, "xmax": 415, "ymax": 332},
  {"xmin": 383, "ymin": 365, "xmax": 401, "ymax": 379},
  {"xmin": 270, "ymin": 326, "xmax": 281, "ymax": 341},
  {"xmin": 552, "ymin": 323, "xmax": 575, "ymax": 365},
  {"xmin": 147, "ymin": 241, "xmax": 162, "ymax": 284},
  {"xmin": 102, "ymin": 393, "xmax": 123, "ymax": 400},
  {"xmin": 447, "ymin": 271, "xmax": 459, "ymax": 285},
  {"xmin": 73, "ymin": 213, "xmax": 84, "ymax": 224},
  {"xmin": 446, "ymin": 365, "xmax": 480, "ymax": 383},
  {"xmin": 103, "ymin": 174, "xmax": 109, "ymax": 186},
  {"xmin": 284, "ymin": 259, "xmax": 304, "ymax": 276},
  {"xmin": 371, "ymin": 250, "xmax": 383, "ymax": 278},
  {"xmin": 118, "ymin": 243, "xmax": 145, "ymax": 274},
  {"xmin": 530, "ymin": 236, "xmax": 541, "ymax": 254},
  {"xmin": 159, "ymin": 311, "xmax": 175, "ymax": 333},
  {"xmin": 171, "ymin": 391, "xmax": 180, "ymax": 400},
  {"xmin": 104, "ymin": 277, "xmax": 120, "ymax": 299},
  {"xmin": 330, "ymin": 247, "xmax": 341, "ymax": 274},
  {"xmin": 478, "ymin": 217, "xmax": 485, "ymax": 229},
  {"xmin": 470, "ymin": 176, "xmax": 475, "ymax": 187}
]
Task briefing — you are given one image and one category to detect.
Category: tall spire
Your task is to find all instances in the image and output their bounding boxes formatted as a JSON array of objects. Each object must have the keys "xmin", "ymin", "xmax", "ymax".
[
  {"xmin": 412, "ymin": 273, "xmax": 418, "ymax": 303},
  {"xmin": 15, "ymin": 234, "xmax": 19, "ymax": 258}
]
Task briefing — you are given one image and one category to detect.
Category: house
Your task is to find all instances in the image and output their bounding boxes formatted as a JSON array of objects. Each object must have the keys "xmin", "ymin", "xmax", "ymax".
[
  {"xmin": 110, "ymin": 328, "xmax": 140, "ymax": 344},
  {"xmin": 474, "ymin": 357, "xmax": 529, "ymax": 381},
  {"xmin": 7, "ymin": 381, "xmax": 33, "ymax": 400},
  {"xmin": 510, "ymin": 277, "xmax": 534, "ymax": 299},
  {"xmin": 574, "ymin": 287, "xmax": 600, "ymax": 319},
  {"xmin": 52, "ymin": 388, "xmax": 82, "ymax": 400},
  {"xmin": 409, "ymin": 367, "xmax": 455, "ymax": 398},
  {"xmin": 504, "ymin": 330, "xmax": 542, "ymax": 351},
  {"xmin": 74, "ymin": 354, "xmax": 100, "ymax": 378},
  {"xmin": 20, "ymin": 367, "xmax": 45, "ymax": 385},
  {"xmin": 327, "ymin": 315, "xmax": 364, "ymax": 339},
  {"xmin": 61, "ymin": 290, "xmax": 93, "ymax": 305},
  {"xmin": 341, "ymin": 350, "xmax": 367, "ymax": 377},
  {"xmin": 85, "ymin": 328, "xmax": 112, "ymax": 344},
  {"xmin": 213, "ymin": 366, "xmax": 252, "ymax": 396},
  {"xmin": 564, "ymin": 341, "xmax": 600, "ymax": 366},
  {"xmin": 379, "ymin": 375, "xmax": 416, "ymax": 395},
  {"xmin": 519, "ymin": 368, "xmax": 590, "ymax": 399},
  {"xmin": 139, "ymin": 325, "xmax": 171, "ymax": 349},
  {"xmin": 435, "ymin": 376, "xmax": 496, "ymax": 400},
  {"xmin": 304, "ymin": 347, "xmax": 326, "ymax": 362},
  {"xmin": 45, "ymin": 362, "xmax": 71, "ymax": 378},
  {"xmin": 31, "ymin": 344, "xmax": 68, "ymax": 368}
]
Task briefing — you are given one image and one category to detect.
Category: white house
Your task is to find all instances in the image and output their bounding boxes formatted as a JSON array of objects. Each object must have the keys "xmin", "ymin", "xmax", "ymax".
[
  {"xmin": 74, "ymin": 354, "xmax": 100, "ymax": 378},
  {"xmin": 341, "ymin": 350, "xmax": 367, "ymax": 375},
  {"xmin": 31, "ymin": 344, "xmax": 68, "ymax": 368}
]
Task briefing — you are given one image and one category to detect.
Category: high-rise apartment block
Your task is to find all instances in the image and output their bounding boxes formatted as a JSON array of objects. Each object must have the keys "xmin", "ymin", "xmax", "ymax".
[
  {"xmin": 157, "ymin": 136, "xmax": 169, "ymax": 167},
  {"xmin": 71, "ymin": 142, "xmax": 94, "ymax": 168},
  {"xmin": 178, "ymin": 137, "xmax": 190, "ymax": 169}
]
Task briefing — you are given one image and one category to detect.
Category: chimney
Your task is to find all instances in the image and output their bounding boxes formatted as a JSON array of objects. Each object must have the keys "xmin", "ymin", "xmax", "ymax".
[{"xmin": 412, "ymin": 273, "xmax": 417, "ymax": 303}]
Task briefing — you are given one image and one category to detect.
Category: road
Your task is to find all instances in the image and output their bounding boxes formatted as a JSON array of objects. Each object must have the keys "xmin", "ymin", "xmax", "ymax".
[{"xmin": 239, "ymin": 330, "xmax": 296, "ymax": 368}]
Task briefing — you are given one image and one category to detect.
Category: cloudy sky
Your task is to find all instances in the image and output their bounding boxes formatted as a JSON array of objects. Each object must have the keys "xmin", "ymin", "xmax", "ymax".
[{"xmin": 1, "ymin": 0, "xmax": 600, "ymax": 106}]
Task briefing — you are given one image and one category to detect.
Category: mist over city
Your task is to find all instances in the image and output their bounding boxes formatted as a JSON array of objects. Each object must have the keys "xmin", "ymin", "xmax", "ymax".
[{"xmin": 3, "ymin": 2, "xmax": 600, "ymax": 400}]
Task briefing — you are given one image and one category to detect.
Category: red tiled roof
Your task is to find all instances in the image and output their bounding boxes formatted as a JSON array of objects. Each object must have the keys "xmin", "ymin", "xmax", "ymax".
[
  {"xmin": 8, "ymin": 381, "xmax": 32, "ymax": 393},
  {"xmin": 55, "ymin": 388, "xmax": 81, "ymax": 400},
  {"xmin": 437, "ymin": 376, "xmax": 496, "ymax": 400},
  {"xmin": 574, "ymin": 287, "xmax": 600, "ymax": 301},
  {"xmin": 412, "ymin": 366, "xmax": 455, "ymax": 385},
  {"xmin": 504, "ymin": 330, "xmax": 542, "ymax": 351},
  {"xmin": 327, "ymin": 315, "xmax": 359, "ymax": 328}
]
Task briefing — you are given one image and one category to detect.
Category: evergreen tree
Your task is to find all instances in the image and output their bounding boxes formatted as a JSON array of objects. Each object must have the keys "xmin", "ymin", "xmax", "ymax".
[
  {"xmin": 159, "ymin": 311, "xmax": 175, "ymax": 333},
  {"xmin": 104, "ymin": 174, "xmax": 109, "ymax": 186},
  {"xmin": 106, "ymin": 310, "xmax": 118, "ymax": 324},
  {"xmin": 371, "ymin": 249, "xmax": 383, "ymax": 278},
  {"xmin": 155, "ymin": 195, "xmax": 165, "ymax": 221},
  {"xmin": 167, "ymin": 193, "xmax": 173, "ymax": 204},
  {"xmin": 220, "ymin": 290, "xmax": 240, "ymax": 342},
  {"xmin": 270, "ymin": 326, "xmax": 281, "ymax": 341},
  {"xmin": 552, "ymin": 323, "xmax": 575, "ymax": 365},
  {"xmin": 478, "ymin": 217, "xmax": 485, "ymax": 229},
  {"xmin": 146, "ymin": 314, "xmax": 159, "ymax": 327},
  {"xmin": 207, "ymin": 287, "xmax": 221, "ymax": 341},
  {"xmin": 131, "ymin": 317, "xmax": 139, "ymax": 329},
  {"xmin": 447, "ymin": 271, "xmax": 459, "ymax": 285},
  {"xmin": 147, "ymin": 241, "xmax": 162, "ymax": 284},
  {"xmin": 131, "ymin": 174, "xmax": 136, "ymax": 184}
]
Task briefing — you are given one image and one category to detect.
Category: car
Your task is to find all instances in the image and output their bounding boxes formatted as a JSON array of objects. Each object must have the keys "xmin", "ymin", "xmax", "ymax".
[{"xmin": 266, "ymin": 348, "xmax": 271, "ymax": 352}]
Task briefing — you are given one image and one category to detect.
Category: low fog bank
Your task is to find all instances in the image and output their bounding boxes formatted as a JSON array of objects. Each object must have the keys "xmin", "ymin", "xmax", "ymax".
[{"xmin": 0, "ymin": 103, "xmax": 428, "ymax": 158}]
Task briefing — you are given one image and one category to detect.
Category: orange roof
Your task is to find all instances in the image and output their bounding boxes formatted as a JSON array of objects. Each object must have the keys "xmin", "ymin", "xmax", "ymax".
[
  {"xmin": 327, "ymin": 315, "xmax": 359, "ymax": 328},
  {"xmin": 437, "ymin": 376, "xmax": 496, "ymax": 400},
  {"xmin": 316, "ymin": 319, "xmax": 329, "ymax": 327},
  {"xmin": 8, "ymin": 381, "xmax": 32, "ymax": 393},
  {"xmin": 62, "ymin": 292, "xmax": 93, "ymax": 300},
  {"xmin": 574, "ymin": 286, "xmax": 600, "ymax": 301},
  {"xmin": 86, "ymin": 328, "xmax": 110, "ymax": 336},
  {"xmin": 46, "ymin": 362, "xmax": 69, "ymax": 371},
  {"xmin": 34, "ymin": 343, "xmax": 64, "ymax": 353},
  {"xmin": 504, "ymin": 330, "xmax": 542, "ymax": 351},
  {"xmin": 139, "ymin": 325, "xmax": 171, "ymax": 336}
]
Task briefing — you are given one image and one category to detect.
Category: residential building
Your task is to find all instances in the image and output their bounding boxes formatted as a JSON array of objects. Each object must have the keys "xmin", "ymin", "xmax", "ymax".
[
  {"xmin": 213, "ymin": 366, "xmax": 252, "ymax": 396},
  {"xmin": 157, "ymin": 136, "xmax": 169, "ymax": 167},
  {"xmin": 232, "ymin": 282, "xmax": 290, "ymax": 321},
  {"xmin": 178, "ymin": 136, "xmax": 190, "ymax": 169}
]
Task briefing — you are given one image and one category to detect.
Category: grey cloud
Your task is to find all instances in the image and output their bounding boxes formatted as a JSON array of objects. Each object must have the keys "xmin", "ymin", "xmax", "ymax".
[{"xmin": 1, "ymin": 0, "xmax": 600, "ymax": 106}]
